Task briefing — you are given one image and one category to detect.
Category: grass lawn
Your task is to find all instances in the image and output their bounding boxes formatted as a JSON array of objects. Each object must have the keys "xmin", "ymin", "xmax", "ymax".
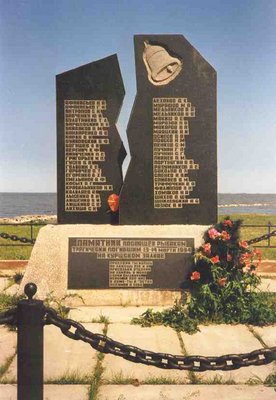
[
  {"xmin": 0, "ymin": 214, "xmax": 275, "ymax": 260},
  {"xmin": 0, "ymin": 224, "xmax": 44, "ymax": 260},
  {"xmin": 220, "ymin": 214, "xmax": 276, "ymax": 260}
]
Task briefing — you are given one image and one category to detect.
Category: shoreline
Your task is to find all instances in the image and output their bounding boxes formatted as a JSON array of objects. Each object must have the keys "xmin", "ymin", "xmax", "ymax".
[
  {"xmin": 0, "ymin": 214, "xmax": 57, "ymax": 224},
  {"xmin": 0, "ymin": 212, "xmax": 275, "ymax": 225}
]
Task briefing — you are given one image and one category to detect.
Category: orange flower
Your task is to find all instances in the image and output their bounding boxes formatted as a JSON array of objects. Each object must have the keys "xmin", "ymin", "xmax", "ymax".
[
  {"xmin": 211, "ymin": 255, "xmax": 220, "ymax": 264},
  {"xmin": 239, "ymin": 252, "xmax": 251, "ymax": 265},
  {"xmin": 203, "ymin": 243, "xmax": 211, "ymax": 255},
  {"xmin": 254, "ymin": 249, "xmax": 261, "ymax": 256},
  {"xmin": 253, "ymin": 249, "xmax": 262, "ymax": 267},
  {"xmin": 221, "ymin": 230, "xmax": 230, "ymax": 241},
  {"xmin": 191, "ymin": 271, "xmax": 200, "ymax": 281},
  {"xmin": 223, "ymin": 219, "xmax": 233, "ymax": 228},
  {"xmin": 107, "ymin": 194, "xmax": 120, "ymax": 212},
  {"xmin": 239, "ymin": 240, "xmax": 249, "ymax": 249},
  {"xmin": 227, "ymin": 254, "xmax": 233, "ymax": 262},
  {"xmin": 217, "ymin": 277, "xmax": 227, "ymax": 287}
]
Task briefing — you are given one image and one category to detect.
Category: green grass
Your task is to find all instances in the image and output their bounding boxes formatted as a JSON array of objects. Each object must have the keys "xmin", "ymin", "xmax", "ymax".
[
  {"xmin": 91, "ymin": 314, "xmax": 111, "ymax": 324},
  {"xmin": 0, "ymin": 214, "xmax": 276, "ymax": 260},
  {"xmin": 0, "ymin": 223, "xmax": 44, "ymax": 260},
  {"xmin": 105, "ymin": 373, "xmax": 184, "ymax": 385},
  {"xmin": 45, "ymin": 371, "xmax": 93, "ymax": 384},
  {"xmin": 220, "ymin": 214, "xmax": 276, "ymax": 259},
  {"xmin": 0, "ymin": 292, "xmax": 24, "ymax": 313},
  {"xmin": 0, "ymin": 354, "xmax": 16, "ymax": 381},
  {"xmin": 88, "ymin": 320, "xmax": 109, "ymax": 400},
  {"xmin": 105, "ymin": 372, "xmax": 134, "ymax": 385},
  {"xmin": 195, "ymin": 375, "xmax": 237, "ymax": 385},
  {"xmin": 264, "ymin": 372, "xmax": 276, "ymax": 387}
]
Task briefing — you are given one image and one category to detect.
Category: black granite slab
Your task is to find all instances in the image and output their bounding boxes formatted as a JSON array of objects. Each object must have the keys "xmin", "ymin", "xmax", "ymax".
[
  {"xmin": 68, "ymin": 237, "xmax": 194, "ymax": 289},
  {"xmin": 57, "ymin": 55, "xmax": 126, "ymax": 224},
  {"xmin": 120, "ymin": 35, "xmax": 217, "ymax": 225}
]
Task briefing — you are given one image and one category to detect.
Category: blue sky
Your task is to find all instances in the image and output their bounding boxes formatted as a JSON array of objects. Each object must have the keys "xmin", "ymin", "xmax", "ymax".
[{"xmin": 0, "ymin": 0, "xmax": 275, "ymax": 193}]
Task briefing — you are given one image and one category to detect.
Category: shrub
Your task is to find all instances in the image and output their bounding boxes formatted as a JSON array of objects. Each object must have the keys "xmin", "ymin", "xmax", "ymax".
[{"xmin": 132, "ymin": 218, "xmax": 276, "ymax": 333}]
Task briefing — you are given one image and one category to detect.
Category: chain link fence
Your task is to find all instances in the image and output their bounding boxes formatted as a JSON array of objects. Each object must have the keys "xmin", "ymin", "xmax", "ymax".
[
  {"xmin": 0, "ymin": 283, "xmax": 275, "ymax": 400},
  {"xmin": 1, "ymin": 226, "xmax": 276, "ymax": 247}
]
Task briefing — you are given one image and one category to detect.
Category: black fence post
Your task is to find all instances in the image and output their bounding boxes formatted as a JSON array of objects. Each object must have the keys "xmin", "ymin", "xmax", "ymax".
[
  {"xmin": 17, "ymin": 283, "xmax": 44, "ymax": 400},
  {"xmin": 268, "ymin": 221, "xmax": 271, "ymax": 248},
  {"xmin": 30, "ymin": 223, "xmax": 33, "ymax": 242}
]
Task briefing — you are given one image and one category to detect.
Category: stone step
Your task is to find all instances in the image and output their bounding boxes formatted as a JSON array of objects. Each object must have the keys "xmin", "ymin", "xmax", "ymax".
[
  {"xmin": 1, "ymin": 324, "xmax": 103, "ymax": 382},
  {"xmin": 0, "ymin": 384, "xmax": 90, "ymax": 400},
  {"xmin": 252, "ymin": 325, "xmax": 276, "ymax": 347},
  {"xmin": 101, "ymin": 323, "xmax": 188, "ymax": 383},
  {"xmin": 98, "ymin": 384, "xmax": 276, "ymax": 400},
  {"xmin": 180, "ymin": 324, "xmax": 275, "ymax": 383},
  {"xmin": 68, "ymin": 306, "xmax": 167, "ymax": 323},
  {"xmin": 0, "ymin": 301, "xmax": 275, "ymax": 387},
  {"xmin": 0, "ymin": 327, "xmax": 16, "ymax": 367},
  {"xmin": 258, "ymin": 278, "xmax": 276, "ymax": 292}
]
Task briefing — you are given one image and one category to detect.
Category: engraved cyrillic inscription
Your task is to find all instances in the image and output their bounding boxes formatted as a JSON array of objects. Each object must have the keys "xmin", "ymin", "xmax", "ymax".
[
  {"xmin": 69, "ymin": 237, "xmax": 193, "ymax": 288},
  {"xmin": 109, "ymin": 261, "xmax": 153, "ymax": 287},
  {"xmin": 64, "ymin": 100, "xmax": 113, "ymax": 212},
  {"xmin": 71, "ymin": 238, "xmax": 192, "ymax": 259},
  {"xmin": 153, "ymin": 98, "xmax": 200, "ymax": 208}
]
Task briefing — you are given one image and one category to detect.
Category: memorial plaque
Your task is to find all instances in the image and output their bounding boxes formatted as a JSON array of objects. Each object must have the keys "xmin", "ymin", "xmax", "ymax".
[
  {"xmin": 120, "ymin": 35, "xmax": 217, "ymax": 225},
  {"xmin": 68, "ymin": 237, "xmax": 194, "ymax": 289},
  {"xmin": 57, "ymin": 55, "xmax": 126, "ymax": 224}
]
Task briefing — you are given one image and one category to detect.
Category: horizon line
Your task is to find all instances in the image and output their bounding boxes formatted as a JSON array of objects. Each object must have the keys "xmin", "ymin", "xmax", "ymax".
[{"xmin": 1, "ymin": 192, "xmax": 276, "ymax": 195}]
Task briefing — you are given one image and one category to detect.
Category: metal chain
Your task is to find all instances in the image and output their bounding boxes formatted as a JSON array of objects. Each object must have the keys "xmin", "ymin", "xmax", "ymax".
[
  {"xmin": 0, "ymin": 309, "xmax": 17, "ymax": 325},
  {"xmin": 0, "ymin": 228, "xmax": 275, "ymax": 247},
  {"xmin": 0, "ymin": 232, "xmax": 35, "ymax": 245},
  {"xmin": 44, "ymin": 307, "xmax": 276, "ymax": 372},
  {"xmin": 247, "ymin": 229, "xmax": 276, "ymax": 245}
]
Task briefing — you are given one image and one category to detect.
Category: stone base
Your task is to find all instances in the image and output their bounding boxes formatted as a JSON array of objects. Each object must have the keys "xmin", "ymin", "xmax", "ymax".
[{"xmin": 19, "ymin": 224, "xmax": 208, "ymax": 305}]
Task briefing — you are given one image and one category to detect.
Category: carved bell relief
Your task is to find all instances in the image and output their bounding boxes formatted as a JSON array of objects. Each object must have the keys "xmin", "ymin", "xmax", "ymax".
[{"xmin": 143, "ymin": 42, "xmax": 182, "ymax": 86}]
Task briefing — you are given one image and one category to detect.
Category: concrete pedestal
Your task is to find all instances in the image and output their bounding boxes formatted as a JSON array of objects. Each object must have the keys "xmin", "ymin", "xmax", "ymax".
[{"xmin": 19, "ymin": 224, "xmax": 208, "ymax": 305}]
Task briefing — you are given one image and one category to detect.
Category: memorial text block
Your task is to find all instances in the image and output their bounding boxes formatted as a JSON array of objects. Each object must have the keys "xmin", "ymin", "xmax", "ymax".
[{"xmin": 68, "ymin": 237, "xmax": 194, "ymax": 289}]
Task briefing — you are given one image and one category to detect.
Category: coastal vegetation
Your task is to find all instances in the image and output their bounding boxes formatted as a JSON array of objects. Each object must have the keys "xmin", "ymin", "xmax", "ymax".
[
  {"xmin": 132, "ymin": 217, "xmax": 276, "ymax": 333},
  {"xmin": 1, "ymin": 214, "xmax": 275, "ymax": 260}
]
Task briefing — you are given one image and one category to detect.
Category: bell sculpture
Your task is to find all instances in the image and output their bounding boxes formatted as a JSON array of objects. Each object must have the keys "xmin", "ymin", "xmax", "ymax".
[{"xmin": 143, "ymin": 42, "xmax": 182, "ymax": 86}]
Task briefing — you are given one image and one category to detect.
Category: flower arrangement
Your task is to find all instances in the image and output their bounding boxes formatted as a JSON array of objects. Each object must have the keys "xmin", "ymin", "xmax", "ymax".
[
  {"xmin": 188, "ymin": 217, "xmax": 275, "ymax": 325},
  {"xmin": 133, "ymin": 217, "xmax": 276, "ymax": 333},
  {"xmin": 191, "ymin": 218, "xmax": 261, "ymax": 290}
]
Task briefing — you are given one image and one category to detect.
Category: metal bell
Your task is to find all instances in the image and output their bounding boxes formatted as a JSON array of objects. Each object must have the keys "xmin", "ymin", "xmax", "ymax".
[{"xmin": 143, "ymin": 42, "xmax": 182, "ymax": 86}]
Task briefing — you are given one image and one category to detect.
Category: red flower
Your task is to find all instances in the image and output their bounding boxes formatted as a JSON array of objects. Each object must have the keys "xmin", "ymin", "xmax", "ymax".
[
  {"xmin": 191, "ymin": 271, "xmax": 200, "ymax": 281},
  {"xmin": 227, "ymin": 254, "xmax": 233, "ymax": 262},
  {"xmin": 202, "ymin": 243, "xmax": 211, "ymax": 255},
  {"xmin": 221, "ymin": 230, "xmax": 230, "ymax": 241},
  {"xmin": 223, "ymin": 219, "xmax": 233, "ymax": 228},
  {"xmin": 253, "ymin": 249, "xmax": 262, "ymax": 266},
  {"xmin": 107, "ymin": 194, "xmax": 120, "ymax": 212},
  {"xmin": 254, "ymin": 249, "xmax": 261, "ymax": 257},
  {"xmin": 208, "ymin": 228, "xmax": 220, "ymax": 240},
  {"xmin": 239, "ymin": 252, "xmax": 251, "ymax": 266},
  {"xmin": 239, "ymin": 240, "xmax": 249, "ymax": 249},
  {"xmin": 211, "ymin": 255, "xmax": 220, "ymax": 264},
  {"xmin": 217, "ymin": 277, "xmax": 227, "ymax": 287}
]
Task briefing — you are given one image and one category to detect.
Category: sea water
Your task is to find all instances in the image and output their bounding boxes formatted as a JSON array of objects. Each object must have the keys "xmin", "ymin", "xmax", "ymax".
[{"xmin": 0, "ymin": 193, "xmax": 276, "ymax": 218}]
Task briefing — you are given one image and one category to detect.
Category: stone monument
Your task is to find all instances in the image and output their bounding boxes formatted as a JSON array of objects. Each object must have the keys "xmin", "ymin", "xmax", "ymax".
[
  {"xmin": 20, "ymin": 35, "xmax": 216, "ymax": 306},
  {"xmin": 120, "ymin": 35, "xmax": 217, "ymax": 225},
  {"xmin": 56, "ymin": 54, "xmax": 126, "ymax": 224}
]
